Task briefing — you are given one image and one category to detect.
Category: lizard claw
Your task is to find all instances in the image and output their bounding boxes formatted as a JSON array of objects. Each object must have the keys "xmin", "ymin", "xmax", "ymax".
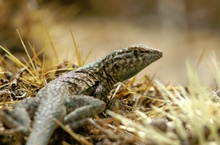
[{"xmin": 0, "ymin": 127, "xmax": 25, "ymax": 135}]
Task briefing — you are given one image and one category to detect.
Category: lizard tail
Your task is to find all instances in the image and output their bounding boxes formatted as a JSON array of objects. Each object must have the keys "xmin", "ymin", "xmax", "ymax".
[{"xmin": 26, "ymin": 121, "xmax": 57, "ymax": 145}]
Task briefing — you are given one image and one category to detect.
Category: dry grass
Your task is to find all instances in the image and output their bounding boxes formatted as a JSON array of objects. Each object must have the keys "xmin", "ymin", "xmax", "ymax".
[{"xmin": 1, "ymin": 37, "xmax": 220, "ymax": 145}]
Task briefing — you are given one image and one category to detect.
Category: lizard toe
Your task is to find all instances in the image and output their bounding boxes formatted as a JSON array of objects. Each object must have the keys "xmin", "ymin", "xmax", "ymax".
[{"xmin": 65, "ymin": 118, "xmax": 90, "ymax": 130}]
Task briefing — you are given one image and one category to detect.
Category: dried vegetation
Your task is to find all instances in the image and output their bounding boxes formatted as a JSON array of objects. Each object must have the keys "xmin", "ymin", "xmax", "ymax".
[{"xmin": 1, "ymin": 38, "xmax": 220, "ymax": 145}]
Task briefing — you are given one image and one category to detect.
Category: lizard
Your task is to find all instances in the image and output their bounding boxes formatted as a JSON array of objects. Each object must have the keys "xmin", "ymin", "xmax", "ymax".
[{"xmin": 0, "ymin": 44, "xmax": 162, "ymax": 145}]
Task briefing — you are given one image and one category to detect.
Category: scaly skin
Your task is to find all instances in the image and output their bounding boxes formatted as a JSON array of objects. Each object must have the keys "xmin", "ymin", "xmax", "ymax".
[{"xmin": 0, "ymin": 44, "xmax": 162, "ymax": 145}]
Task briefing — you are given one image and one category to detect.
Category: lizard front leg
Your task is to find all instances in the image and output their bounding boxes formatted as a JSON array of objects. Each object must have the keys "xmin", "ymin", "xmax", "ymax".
[
  {"xmin": 0, "ymin": 97, "xmax": 40, "ymax": 134},
  {"xmin": 63, "ymin": 95, "xmax": 106, "ymax": 129}
]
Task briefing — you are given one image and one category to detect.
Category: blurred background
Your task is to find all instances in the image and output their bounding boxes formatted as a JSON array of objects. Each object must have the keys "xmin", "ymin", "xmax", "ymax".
[{"xmin": 0, "ymin": 0, "xmax": 220, "ymax": 85}]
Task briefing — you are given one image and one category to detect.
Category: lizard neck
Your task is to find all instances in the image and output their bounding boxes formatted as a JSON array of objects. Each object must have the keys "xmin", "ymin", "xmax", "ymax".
[
  {"xmin": 76, "ymin": 66, "xmax": 116, "ymax": 89},
  {"xmin": 77, "ymin": 57, "xmax": 118, "ymax": 87}
]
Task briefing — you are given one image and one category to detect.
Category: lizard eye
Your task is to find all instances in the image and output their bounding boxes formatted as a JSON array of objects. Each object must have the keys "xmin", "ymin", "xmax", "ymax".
[
  {"xmin": 94, "ymin": 80, "xmax": 100, "ymax": 87},
  {"xmin": 133, "ymin": 50, "xmax": 139, "ymax": 57}
]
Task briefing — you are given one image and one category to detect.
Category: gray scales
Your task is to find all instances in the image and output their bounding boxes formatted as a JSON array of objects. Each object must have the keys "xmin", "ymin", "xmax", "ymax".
[{"xmin": 0, "ymin": 44, "xmax": 162, "ymax": 145}]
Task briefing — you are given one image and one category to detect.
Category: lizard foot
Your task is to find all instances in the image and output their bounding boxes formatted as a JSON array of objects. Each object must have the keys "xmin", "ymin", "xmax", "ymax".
[{"xmin": 0, "ymin": 108, "xmax": 30, "ymax": 134}]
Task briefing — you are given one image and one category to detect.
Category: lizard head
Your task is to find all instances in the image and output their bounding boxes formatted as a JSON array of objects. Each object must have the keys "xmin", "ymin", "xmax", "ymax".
[{"xmin": 103, "ymin": 44, "xmax": 163, "ymax": 82}]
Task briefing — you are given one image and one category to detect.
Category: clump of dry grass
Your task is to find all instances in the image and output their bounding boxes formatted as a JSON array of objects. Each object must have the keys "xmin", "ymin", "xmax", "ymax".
[
  {"xmin": 1, "ymin": 36, "xmax": 220, "ymax": 145},
  {"xmin": 108, "ymin": 54, "xmax": 220, "ymax": 145}
]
